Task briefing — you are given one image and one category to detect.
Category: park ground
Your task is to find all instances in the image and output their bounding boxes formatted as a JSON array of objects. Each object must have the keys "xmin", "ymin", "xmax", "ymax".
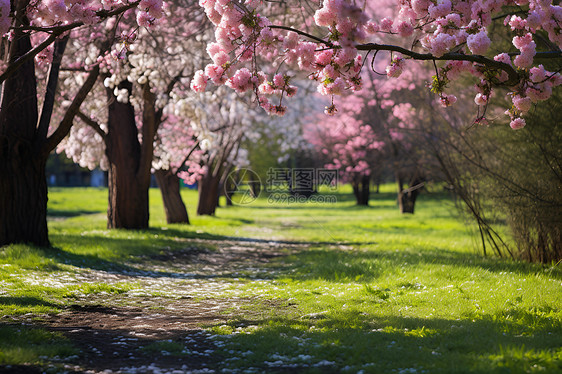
[{"xmin": 0, "ymin": 185, "xmax": 561, "ymax": 373}]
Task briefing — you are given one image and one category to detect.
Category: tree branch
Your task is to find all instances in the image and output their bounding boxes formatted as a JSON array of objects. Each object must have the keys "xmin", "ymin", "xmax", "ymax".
[
  {"xmin": 138, "ymin": 82, "xmax": 158, "ymax": 183},
  {"xmin": 174, "ymin": 139, "xmax": 200, "ymax": 177},
  {"xmin": 0, "ymin": 1, "xmax": 140, "ymax": 84},
  {"xmin": 356, "ymin": 42, "xmax": 526, "ymax": 87},
  {"xmin": 43, "ymin": 65, "xmax": 100, "ymax": 155},
  {"xmin": 77, "ymin": 110, "xmax": 106, "ymax": 140},
  {"xmin": 35, "ymin": 34, "xmax": 69, "ymax": 147},
  {"xmin": 267, "ymin": 25, "xmax": 334, "ymax": 48}
]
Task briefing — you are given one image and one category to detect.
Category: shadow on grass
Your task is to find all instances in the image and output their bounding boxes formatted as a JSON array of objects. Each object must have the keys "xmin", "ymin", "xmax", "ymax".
[
  {"xmin": 282, "ymin": 247, "xmax": 562, "ymax": 283},
  {"xmin": 47, "ymin": 209, "xmax": 102, "ymax": 218},
  {"xmin": 209, "ymin": 311, "xmax": 562, "ymax": 373},
  {"xmin": 0, "ymin": 296, "xmax": 59, "ymax": 309}
]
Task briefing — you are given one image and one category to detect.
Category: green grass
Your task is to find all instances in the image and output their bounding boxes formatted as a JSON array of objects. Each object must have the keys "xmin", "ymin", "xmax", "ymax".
[
  {"xmin": 0, "ymin": 184, "xmax": 560, "ymax": 372},
  {"xmin": 0, "ymin": 325, "xmax": 77, "ymax": 365}
]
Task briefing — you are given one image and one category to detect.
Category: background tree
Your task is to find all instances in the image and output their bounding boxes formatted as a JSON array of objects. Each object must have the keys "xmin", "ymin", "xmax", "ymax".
[{"xmin": 173, "ymin": 86, "xmax": 253, "ymax": 215}]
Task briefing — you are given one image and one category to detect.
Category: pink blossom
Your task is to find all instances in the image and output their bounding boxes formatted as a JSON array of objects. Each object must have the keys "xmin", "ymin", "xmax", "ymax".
[
  {"xmin": 529, "ymin": 65, "xmax": 547, "ymax": 83},
  {"xmin": 396, "ymin": 21, "xmax": 414, "ymax": 37},
  {"xmin": 259, "ymin": 81, "xmax": 274, "ymax": 95},
  {"xmin": 512, "ymin": 95, "xmax": 532, "ymax": 113},
  {"xmin": 226, "ymin": 68, "xmax": 253, "ymax": 93},
  {"xmin": 205, "ymin": 64, "xmax": 226, "ymax": 84},
  {"xmin": 510, "ymin": 117, "xmax": 526, "ymax": 130},
  {"xmin": 508, "ymin": 15, "xmax": 526, "ymax": 30},
  {"xmin": 429, "ymin": 33, "xmax": 456, "ymax": 57},
  {"xmin": 380, "ymin": 18, "xmax": 393, "ymax": 32},
  {"xmin": 514, "ymin": 49, "xmax": 535, "ymax": 69},
  {"xmin": 364, "ymin": 21, "xmax": 379, "ymax": 34},
  {"xmin": 136, "ymin": 11, "xmax": 154, "ymax": 28},
  {"xmin": 513, "ymin": 33, "xmax": 534, "ymax": 50},
  {"xmin": 315, "ymin": 50, "xmax": 334, "ymax": 67},
  {"xmin": 494, "ymin": 53, "xmax": 512, "ymax": 65},
  {"xmin": 283, "ymin": 31, "xmax": 299, "ymax": 50},
  {"xmin": 474, "ymin": 93, "xmax": 488, "ymax": 106},
  {"xmin": 411, "ymin": 0, "xmax": 430, "ymax": 16},
  {"xmin": 429, "ymin": 0, "xmax": 452, "ymax": 19},
  {"xmin": 191, "ymin": 70, "xmax": 208, "ymax": 92},
  {"xmin": 467, "ymin": 30, "xmax": 491, "ymax": 55},
  {"xmin": 385, "ymin": 57, "xmax": 404, "ymax": 78},
  {"xmin": 273, "ymin": 73, "xmax": 284, "ymax": 87},
  {"xmin": 439, "ymin": 94, "xmax": 457, "ymax": 107}
]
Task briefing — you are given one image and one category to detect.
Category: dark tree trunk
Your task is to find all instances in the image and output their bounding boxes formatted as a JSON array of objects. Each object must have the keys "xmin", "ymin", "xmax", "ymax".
[
  {"xmin": 155, "ymin": 169, "xmax": 189, "ymax": 224},
  {"xmin": 0, "ymin": 151, "xmax": 49, "ymax": 247},
  {"xmin": 197, "ymin": 173, "xmax": 221, "ymax": 215},
  {"xmin": 0, "ymin": 23, "xmax": 50, "ymax": 247},
  {"xmin": 352, "ymin": 175, "xmax": 370, "ymax": 206},
  {"xmin": 397, "ymin": 175, "xmax": 424, "ymax": 214},
  {"xmin": 105, "ymin": 82, "xmax": 149, "ymax": 229}
]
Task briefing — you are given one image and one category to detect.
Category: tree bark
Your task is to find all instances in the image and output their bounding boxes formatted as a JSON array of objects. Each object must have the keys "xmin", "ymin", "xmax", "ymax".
[
  {"xmin": 105, "ymin": 81, "xmax": 149, "ymax": 229},
  {"xmin": 197, "ymin": 173, "xmax": 221, "ymax": 215},
  {"xmin": 397, "ymin": 175, "xmax": 424, "ymax": 214},
  {"xmin": 352, "ymin": 174, "xmax": 370, "ymax": 206},
  {"xmin": 155, "ymin": 169, "xmax": 189, "ymax": 224},
  {"xmin": 0, "ymin": 149, "xmax": 49, "ymax": 247},
  {"xmin": 0, "ymin": 20, "xmax": 49, "ymax": 247}
]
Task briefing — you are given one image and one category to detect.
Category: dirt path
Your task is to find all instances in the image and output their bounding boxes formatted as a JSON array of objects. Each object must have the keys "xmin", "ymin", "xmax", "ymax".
[{"xmin": 2, "ymin": 238, "xmax": 307, "ymax": 374}]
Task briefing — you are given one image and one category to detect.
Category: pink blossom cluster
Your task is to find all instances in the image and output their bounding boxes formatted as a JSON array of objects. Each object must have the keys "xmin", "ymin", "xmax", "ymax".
[
  {"xmin": 504, "ymin": 64, "xmax": 562, "ymax": 129},
  {"xmin": 6, "ymin": 0, "xmax": 164, "ymax": 36},
  {"xmin": 195, "ymin": 0, "xmax": 367, "ymax": 115},
  {"xmin": 137, "ymin": 0, "xmax": 164, "ymax": 28},
  {"xmin": 195, "ymin": 0, "xmax": 562, "ymax": 129},
  {"xmin": 401, "ymin": 0, "xmax": 562, "ymax": 127},
  {"xmin": 385, "ymin": 56, "xmax": 405, "ymax": 78}
]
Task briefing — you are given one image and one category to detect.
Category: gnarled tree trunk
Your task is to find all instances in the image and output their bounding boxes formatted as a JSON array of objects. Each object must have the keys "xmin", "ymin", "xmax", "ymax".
[
  {"xmin": 0, "ymin": 23, "xmax": 47, "ymax": 246},
  {"xmin": 155, "ymin": 169, "xmax": 189, "ymax": 224}
]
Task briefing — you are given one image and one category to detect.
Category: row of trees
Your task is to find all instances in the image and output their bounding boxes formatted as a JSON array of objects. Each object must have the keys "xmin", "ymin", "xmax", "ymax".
[{"xmin": 0, "ymin": 0, "xmax": 560, "ymax": 262}]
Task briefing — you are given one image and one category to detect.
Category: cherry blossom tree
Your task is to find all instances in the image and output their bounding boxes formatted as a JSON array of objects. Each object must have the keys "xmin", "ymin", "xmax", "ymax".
[
  {"xmin": 0, "ymin": 0, "xmax": 166, "ymax": 246},
  {"xmin": 57, "ymin": 0, "xmax": 207, "ymax": 229},
  {"xmin": 152, "ymin": 114, "xmax": 203, "ymax": 224},
  {"xmin": 305, "ymin": 95, "xmax": 384, "ymax": 205},
  {"xmin": 194, "ymin": 0, "xmax": 561, "ymax": 129},
  {"xmin": 173, "ymin": 86, "xmax": 253, "ymax": 215}
]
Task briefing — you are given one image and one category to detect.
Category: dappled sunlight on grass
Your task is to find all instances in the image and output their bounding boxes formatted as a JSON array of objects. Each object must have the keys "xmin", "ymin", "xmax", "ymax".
[{"xmin": 0, "ymin": 185, "xmax": 558, "ymax": 372}]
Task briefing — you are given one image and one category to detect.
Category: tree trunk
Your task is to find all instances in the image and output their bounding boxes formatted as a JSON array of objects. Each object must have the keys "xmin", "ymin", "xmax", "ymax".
[
  {"xmin": 0, "ymin": 24, "xmax": 50, "ymax": 247},
  {"xmin": 197, "ymin": 173, "xmax": 221, "ymax": 215},
  {"xmin": 155, "ymin": 169, "xmax": 189, "ymax": 224},
  {"xmin": 0, "ymin": 151, "xmax": 49, "ymax": 247},
  {"xmin": 105, "ymin": 81, "xmax": 149, "ymax": 229},
  {"xmin": 397, "ymin": 175, "xmax": 424, "ymax": 214},
  {"xmin": 352, "ymin": 175, "xmax": 370, "ymax": 206}
]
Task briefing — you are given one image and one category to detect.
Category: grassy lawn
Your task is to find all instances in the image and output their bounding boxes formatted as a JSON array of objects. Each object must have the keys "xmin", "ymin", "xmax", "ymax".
[{"xmin": 0, "ymin": 185, "xmax": 560, "ymax": 373}]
